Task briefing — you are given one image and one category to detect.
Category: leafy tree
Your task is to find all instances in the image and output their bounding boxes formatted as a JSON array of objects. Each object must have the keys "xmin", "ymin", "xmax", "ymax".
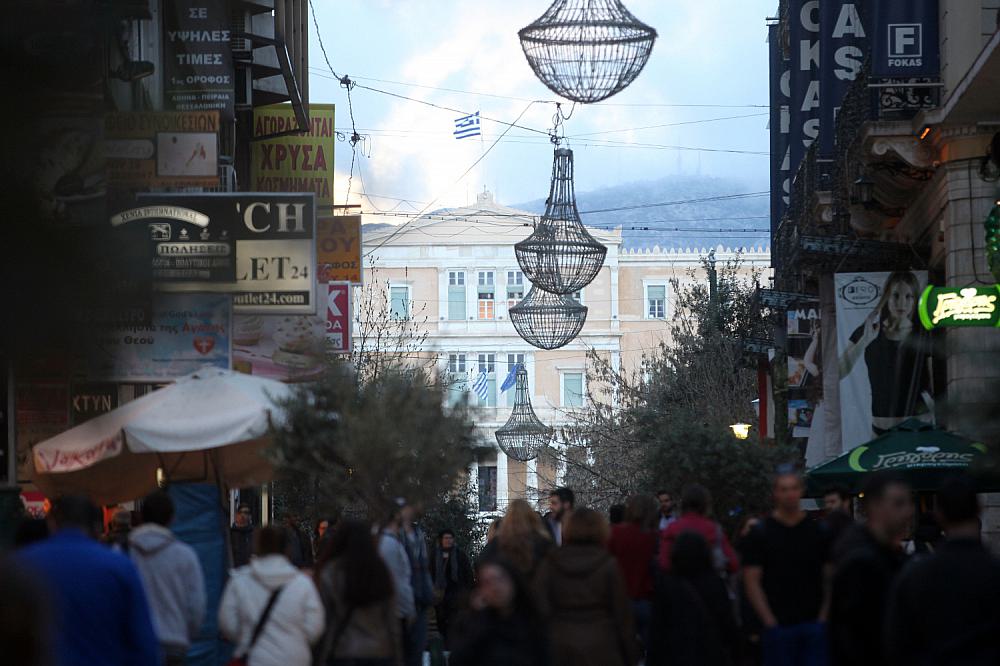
[
  {"xmin": 269, "ymin": 359, "xmax": 483, "ymax": 525},
  {"xmin": 551, "ymin": 252, "xmax": 796, "ymax": 530}
]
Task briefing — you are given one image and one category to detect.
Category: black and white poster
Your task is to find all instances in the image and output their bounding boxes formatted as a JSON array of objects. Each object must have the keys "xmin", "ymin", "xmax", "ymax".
[
  {"xmin": 870, "ymin": 0, "xmax": 940, "ymax": 79},
  {"xmin": 835, "ymin": 271, "xmax": 932, "ymax": 451},
  {"xmin": 111, "ymin": 193, "xmax": 316, "ymax": 314},
  {"xmin": 163, "ymin": 0, "xmax": 235, "ymax": 119}
]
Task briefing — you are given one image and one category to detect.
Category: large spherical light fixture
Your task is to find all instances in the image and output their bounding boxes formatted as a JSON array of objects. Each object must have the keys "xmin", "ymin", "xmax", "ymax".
[
  {"xmin": 515, "ymin": 147, "xmax": 607, "ymax": 295},
  {"xmin": 518, "ymin": 0, "xmax": 657, "ymax": 104},
  {"xmin": 509, "ymin": 285, "xmax": 587, "ymax": 350}
]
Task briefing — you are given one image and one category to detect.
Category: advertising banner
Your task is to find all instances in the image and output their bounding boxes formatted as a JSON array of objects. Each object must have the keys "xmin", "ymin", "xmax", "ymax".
[
  {"xmin": 86, "ymin": 293, "xmax": 231, "ymax": 382},
  {"xmin": 818, "ymin": 2, "xmax": 867, "ymax": 157},
  {"xmin": 788, "ymin": 0, "xmax": 821, "ymax": 176},
  {"xmin": 871, "ymin": 0, "xmax": 940, "ymax": 79},
  {"xmin": 232, "ymin": 314, "xmax": 325, "ymax": 381},
  {"xmin": 787, "ymin": 302, "xmax": 821, "ymax": 438},
  {"xmin": 918, "ymin": 285, "xmax": 1000, "ymax": 329},
  {"xmin": 317, "ymin": 215, "xmax": 362, "ymax": 284},
  {"xmin": 70, "ymin": 383, "xmax": 119, "ymax": 425},
  {"xmin": 252, "ymin": 104, "xmax": 336, "ymax": 208},
  {"xmin": 163, "ymin": 0, "xmax": 234, "ymax": 119},
  {"xmin": 835, "ymin": 271, "xmax": 931, "ymax": 451},
  {"xmin": 105, "ymin": 111, "xmax": 220, "ymax": 188},
  {"xmin": 113, "ymin": 192, "xmax": 317, "ymax": 314},
  {"xmin": 326, "ymin": 282, "xmax": 353, "ymax": 354},
  {"xmin": 768, "ymin": 23, "xmax": 791, "ymax": 237}
]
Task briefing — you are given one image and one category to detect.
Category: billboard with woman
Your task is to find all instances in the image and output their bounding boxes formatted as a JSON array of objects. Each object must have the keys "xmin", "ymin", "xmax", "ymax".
[{"xmin": 835, "ymin": 271, "xmax": 932, "ymax": 451}]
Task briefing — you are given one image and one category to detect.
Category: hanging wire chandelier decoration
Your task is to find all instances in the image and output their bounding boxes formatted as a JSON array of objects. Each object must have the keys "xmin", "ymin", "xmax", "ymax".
[
  {"xmin": 510, "ymin": 285, "xmax": 587, "ymax": 350},
  {"xmin": 515, "ymin": 147, "xmax": 606, "ymax": 295},
  {"xmin": 518, "ymin": 0, "xmax": 657, "ymax": 104},
  {"xmin": 495, "ymin": 365, "xmax": 553, "ymax": 462}
]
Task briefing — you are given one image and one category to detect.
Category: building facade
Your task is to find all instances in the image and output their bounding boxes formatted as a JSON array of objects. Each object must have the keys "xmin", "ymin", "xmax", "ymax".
[{"xmin": 362, "ymin": 191, "xmax": 770, "ymax": 512}]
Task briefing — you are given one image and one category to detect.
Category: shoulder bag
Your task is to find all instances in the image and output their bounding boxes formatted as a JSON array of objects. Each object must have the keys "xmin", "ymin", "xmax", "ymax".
[{"xmin": 226, "ymin": 585, "xmax": 284, "ymax": 666}]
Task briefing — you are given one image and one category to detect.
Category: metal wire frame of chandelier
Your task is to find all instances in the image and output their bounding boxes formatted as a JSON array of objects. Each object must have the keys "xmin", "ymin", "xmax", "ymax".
[
  {"xmin": 509, "ymin": 284, "xmax": 588, "ymax": 350},
  {"xmin": 495, "ymin": 365, "xmax": 553, "ymax": 462}
]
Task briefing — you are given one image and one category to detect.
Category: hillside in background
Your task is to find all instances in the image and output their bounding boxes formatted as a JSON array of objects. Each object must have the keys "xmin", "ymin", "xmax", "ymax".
[
  {"xmin": 515, "ymin": 174, "xmax": 769, "ymax": 251},
  {"xmin": 362, "ymin": 175, "xmax": 771, "ymax": 252}
]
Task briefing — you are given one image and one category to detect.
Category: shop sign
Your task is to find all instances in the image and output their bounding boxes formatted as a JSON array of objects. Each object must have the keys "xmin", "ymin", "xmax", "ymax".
[
  {"xmin": 326, "ymin": 282, "xmax": 352, "ymax": 354},
  {"xmin": 70, "ymin": 383, "xmax": 119, "ymax": 425},
  {"xmin": 918, "ymin": 285, "xmax": 1000, "ymax": 330},
  {"xmin": 112, "ymin": 192, "xmax": 317, "ymax": 314},
  {"xmin": 105, "ymin": 111, "xmax": 220, "ymax": 188},
  {"xmin": 252, "ymin": 104, "xmax": 336, "ymax": 208},
  {"xmin": 317, "ymin": 215, "xmax": 362, "ymax": 284},
  {"xmin": 163, "ymin": 0, "xmax": 234, "ymax": 119},
  {"xmin": 86, "ymin": 293, "xmax": 231, "ymax": 381},
  {"xmin": 871, "ymin": 0, "xmax": 940, "ymax": 78}
]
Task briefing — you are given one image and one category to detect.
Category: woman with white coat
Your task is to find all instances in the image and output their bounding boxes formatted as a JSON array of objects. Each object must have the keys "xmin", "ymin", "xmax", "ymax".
[{"xmin": 219, "ymin": 526, "xmax": 325, "ymax": 666}]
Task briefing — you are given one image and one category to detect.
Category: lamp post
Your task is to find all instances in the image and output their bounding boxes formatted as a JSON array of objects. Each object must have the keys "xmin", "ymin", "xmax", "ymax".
[{"xmin": 730, "ymin": 423, "xmax": 751, "ymax": 440}]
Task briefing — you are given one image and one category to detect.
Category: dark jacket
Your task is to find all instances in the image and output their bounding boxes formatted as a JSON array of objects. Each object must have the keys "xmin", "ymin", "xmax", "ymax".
[
  {"xmin": 885, "ymin": 537, "xmax": 1000, "ymax": 666},
  {"xmin": 534, "ymin": 544, "xmax": 638, "ymax": 666},
  {"xmin": 449, "ymin": 608, "xmax": 549, "ymax": 666},
  {"xmin": 286, "ymin": 524, "xmax": 314, "ymax": 568},
  {"xmin": 231, "ymin": 524, "xmax": 254, "ymax": 568},
  {"xmin": 829, "ymin": 525, "xmax": 905, "ymax": 666},
  {"xmin": 19, "ymin": 530, "xmax": 160, "ymax": 666},
  {"xmin": 431, "ymin": 545, "xmax": 474, "ymax": 603},
  {"xmin": 480, "ymin": 533, "xmax": 553, "ymax": 581},
  {"xmin": 647, "ymin": 573, "xmax": 735, "ymax": 666},
  {"xmin": 607, "ymin": 523, "xmax": 656, "ymax": 600}
]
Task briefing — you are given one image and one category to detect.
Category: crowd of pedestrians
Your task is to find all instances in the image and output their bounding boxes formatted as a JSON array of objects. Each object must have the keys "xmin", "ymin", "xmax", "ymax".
[{"xmin": 5, "ymin": 470, "xmax": 1000, "ymax": 666}]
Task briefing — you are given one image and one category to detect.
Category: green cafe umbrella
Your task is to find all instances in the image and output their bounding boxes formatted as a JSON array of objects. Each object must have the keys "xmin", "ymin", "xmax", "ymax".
[{"xmin": 806, "ymin": 419, "xmax": 998, "ymax": 496}]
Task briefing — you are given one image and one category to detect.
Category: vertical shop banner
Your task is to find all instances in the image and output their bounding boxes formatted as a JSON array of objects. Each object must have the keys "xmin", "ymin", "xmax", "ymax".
[
  {"xmin": 788, "ymin": 0, "xmax": 820, "ymax": 176},
  {"xmin": 786, "ymin": 302, "xmax": 821, "ymax": 438},
  {"xmin": 871, "ymin": 0, "xmax": 940, "ymax": 79},
  {"xmin": 252, "ymin": 104, "xmax": 336, "ymax": 208},
  {"xmin": 87, "ymin": 294, "xmax": 231, "ymax": 381},
  {"xmin": 163, "ymin": 0, "xmax": 234, "ymax": 119},
  {"xmin": 819, "ymin": 2, "xmax": 867, "ymax": 157},
  {"xmin": 768, "ymin": 23, "xmax": 791, "ymax": 237},
  {"xmin": 835, "ymin": 271, "xmax": 931, "ymax": 452},
  {"xmin": 326, "ymin": 282, "xmax": 352, "ymax": 354},
  {"xmin": 317, "ymin": 215, "xmax": 362, "ymax": 284}
]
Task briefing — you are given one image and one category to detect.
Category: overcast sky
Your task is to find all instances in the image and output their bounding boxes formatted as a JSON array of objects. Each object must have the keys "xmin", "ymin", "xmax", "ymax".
[{"xmin": 307, "ymin": 0, "xmax": 776, "ymax": 213}]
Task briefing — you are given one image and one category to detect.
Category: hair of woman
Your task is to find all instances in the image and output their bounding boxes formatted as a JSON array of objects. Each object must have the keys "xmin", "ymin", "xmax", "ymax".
[
  {"xmin": 563, "ymin": 507, "xmax": 610, "ymax": 546},
  {"xmin": 670, "ymin": 530, "xmax": 713, "ymax": 578},
  {"xmin": 254, "ymin": 526, "xmax": 289, "ymax": 556},
  {"xmin": 324, "ymin": 519, "xmax": 394, "ymax": 607},
  {"xmin": 497, "ymin": 499, "xmax": 550, "ymax": 572},
  {"xmin": 624, "ymin": 494, "xmax": 658, "ymax": 529}
]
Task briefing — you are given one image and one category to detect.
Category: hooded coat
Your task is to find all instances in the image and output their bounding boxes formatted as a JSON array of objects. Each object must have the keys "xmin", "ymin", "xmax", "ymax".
[
  {"xmin": 534, "ymin": 544, "xmax": 639, "ymax": 666},
  {"xmin": 218, "ymin": 554, "xmax": 325, "ymax": 666},
  {"xmin": 128, "ymin": 523, "xmax": 206, "ymax": 655}
]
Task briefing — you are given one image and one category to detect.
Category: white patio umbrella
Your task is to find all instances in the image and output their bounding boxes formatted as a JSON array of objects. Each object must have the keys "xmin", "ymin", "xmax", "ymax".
[{"xmin": 31, "ymin": 368, "xmax": 295, "ymax": 505}]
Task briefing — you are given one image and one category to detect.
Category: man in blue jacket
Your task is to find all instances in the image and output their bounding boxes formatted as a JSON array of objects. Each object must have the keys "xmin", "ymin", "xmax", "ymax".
[{"xmin": 20, "ymin": 495, "xmax": 160, "ymax": 666}]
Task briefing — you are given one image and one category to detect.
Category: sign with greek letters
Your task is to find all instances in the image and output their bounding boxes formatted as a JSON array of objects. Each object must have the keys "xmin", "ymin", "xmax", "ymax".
[
  {"xmin": 252, "ymin": 104, "xmax": 336, "ymax": 208},
  {"xmin": 317, "ymin": 215, "xmax": 362, "ymax": 284},
  {"xmin": 163, "ymin": 0, "xmax": 235, "ymax": 119}
]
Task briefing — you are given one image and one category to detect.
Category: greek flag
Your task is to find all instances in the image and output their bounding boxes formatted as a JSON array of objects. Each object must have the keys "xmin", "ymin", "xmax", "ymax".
[
  {"xmin": 454, "ymin": 111, "xmax": 481, "ymax": 139},
  {"xmin": 500, "ymin": 363, "xmax": 521, "ymax": 393},
  {"xmin": 472, "ymin": 369, "xmax": 490, "ymax": 402}
]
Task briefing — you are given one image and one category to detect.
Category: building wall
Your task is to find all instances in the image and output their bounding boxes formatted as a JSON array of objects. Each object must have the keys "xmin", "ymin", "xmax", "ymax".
[{"xmin": 940, "ymin": 0, "xmax": 1000, "ymax": 97}]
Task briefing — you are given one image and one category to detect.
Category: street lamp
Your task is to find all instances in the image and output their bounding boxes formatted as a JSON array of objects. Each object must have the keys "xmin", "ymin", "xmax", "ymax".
[{"xmin": 730, "ymin": 423, "xmax": 751, "ymax": 440}]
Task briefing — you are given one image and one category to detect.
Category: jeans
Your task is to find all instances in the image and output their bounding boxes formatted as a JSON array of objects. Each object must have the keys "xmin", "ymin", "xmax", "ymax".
[
  {"xmin": 404, "ymin": 609, "xmax": 428, "ymax": 666},
  {"xmin": 762, "ymin": 622, "xmax": 829, "ymax": 666},
  {"xmin": 632, "ymin": 599, "xmax": 652, "ymax": 652}
]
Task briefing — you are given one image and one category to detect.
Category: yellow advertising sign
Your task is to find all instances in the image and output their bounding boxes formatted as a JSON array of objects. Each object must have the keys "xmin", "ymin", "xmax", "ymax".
[
  {"xmin": 317, "ymin": 215, "xmax": 362, "ymax": 284},
  {"xmin": 252, "ymin": 104, "xmax": 335, "ymax": 208}
]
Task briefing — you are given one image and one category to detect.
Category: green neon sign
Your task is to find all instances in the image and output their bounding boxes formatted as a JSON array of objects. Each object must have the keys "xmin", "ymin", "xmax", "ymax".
[{"xmin": 918, "ymin": 285, "xmax": 1000, "ymax": 330}]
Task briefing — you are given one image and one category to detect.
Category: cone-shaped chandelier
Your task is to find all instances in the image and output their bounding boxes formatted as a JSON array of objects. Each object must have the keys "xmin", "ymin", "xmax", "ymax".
[
  {"xmin": 518, "ymin": 0, "xmax": 657, "ymax": 104},
  {"xmin": 510, "ymin": 285, "xmax": 587, "ymax": 350},
  {"xmin": 515, "ymin": 148, "xmax": 607, "ymax": 295},
  {"xmin": 496, "ymin": 365, "xmax": 552, "ymax": 462}
]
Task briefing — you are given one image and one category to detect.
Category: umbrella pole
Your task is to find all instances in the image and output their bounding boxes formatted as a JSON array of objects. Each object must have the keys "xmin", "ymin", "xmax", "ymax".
[{"xmin": 209, "ymin": 449, "xmax": 235, "ymax": 571}]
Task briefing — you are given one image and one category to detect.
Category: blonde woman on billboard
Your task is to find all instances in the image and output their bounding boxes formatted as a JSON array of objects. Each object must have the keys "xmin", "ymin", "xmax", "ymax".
[{"xmin": 838, "ymin": 271, "xmax": 931, "ymax": 435}]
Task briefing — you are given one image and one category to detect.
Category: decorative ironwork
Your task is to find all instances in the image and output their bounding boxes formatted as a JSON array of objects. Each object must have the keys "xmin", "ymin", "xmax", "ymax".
[
  {"xmin": 515, "ymin": 148, "xmax": 607, "ymax": 295},
  {"xmin": 495, "ymin": 365, "xmax": 552, "ymax": 462},
  {"xmin": 742, "ymin": 337, "xmax": 776, "ymax": 355},
  {"xmin": 518, "ymin": 0, "xmax": 657, "ymax": 104},
  {"xmin": 757, "ymin": 288, "xmax": 815, "ymax": 311},
  {"xmin": 509, "ymin": 285, "xmax": 587, "ymax": 350}
]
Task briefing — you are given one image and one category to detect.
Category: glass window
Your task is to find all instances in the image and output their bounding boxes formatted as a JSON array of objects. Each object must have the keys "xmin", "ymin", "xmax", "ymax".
[
  {"xmin": 505, "ymin": 353, "xmax": 525, "ymax": 406},
  {"xmin": 477, "ymin": 465, "xmax": 498, "ymax": 512},
  {"xmin": 448, "ymin": 271, "xmax": 466, "ymax": 321},
  {"xmin": 390, "ymin": 286, "xmax": 410, "ymax": 320},
  {"xmin": 562, "ymin": 372, "xmax": 584, "ymax": 407},
  {"xmin": 647, "ymin": 284, "xmax": 666, "ymax": 319},
  {"xmin": 570, "ymin": 289, "xmax": 583, "ymax": 304},
  {"xmin": 478, "ymin": 271, "xmax": 495, "ymax": 320},
  {"xmin": 477, "ymin": 353, "xmax": 496, "ymax": 407},
  {"xmin": 446, "ymin": 353, "xmax": 467, "ymax": 407},
  {"xmin": 506, "ymin": 270, "xmax": 524, "ymax": 308}
]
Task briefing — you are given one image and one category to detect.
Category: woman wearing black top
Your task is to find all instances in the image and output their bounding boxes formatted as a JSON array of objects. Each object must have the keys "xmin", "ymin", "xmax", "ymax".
[{"xmin": 838, "ymin": 271, "xmax": 931, "ymax": 435}]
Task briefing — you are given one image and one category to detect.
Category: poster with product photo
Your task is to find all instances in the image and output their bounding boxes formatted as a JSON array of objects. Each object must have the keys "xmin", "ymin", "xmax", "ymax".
[
  {"xmin": 786, "ymin": 302, "xmax": 820, "ymax": 438},
  {"xmin": 835, "ymin": 271, "xmax": 931, "ymax": 451}
]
